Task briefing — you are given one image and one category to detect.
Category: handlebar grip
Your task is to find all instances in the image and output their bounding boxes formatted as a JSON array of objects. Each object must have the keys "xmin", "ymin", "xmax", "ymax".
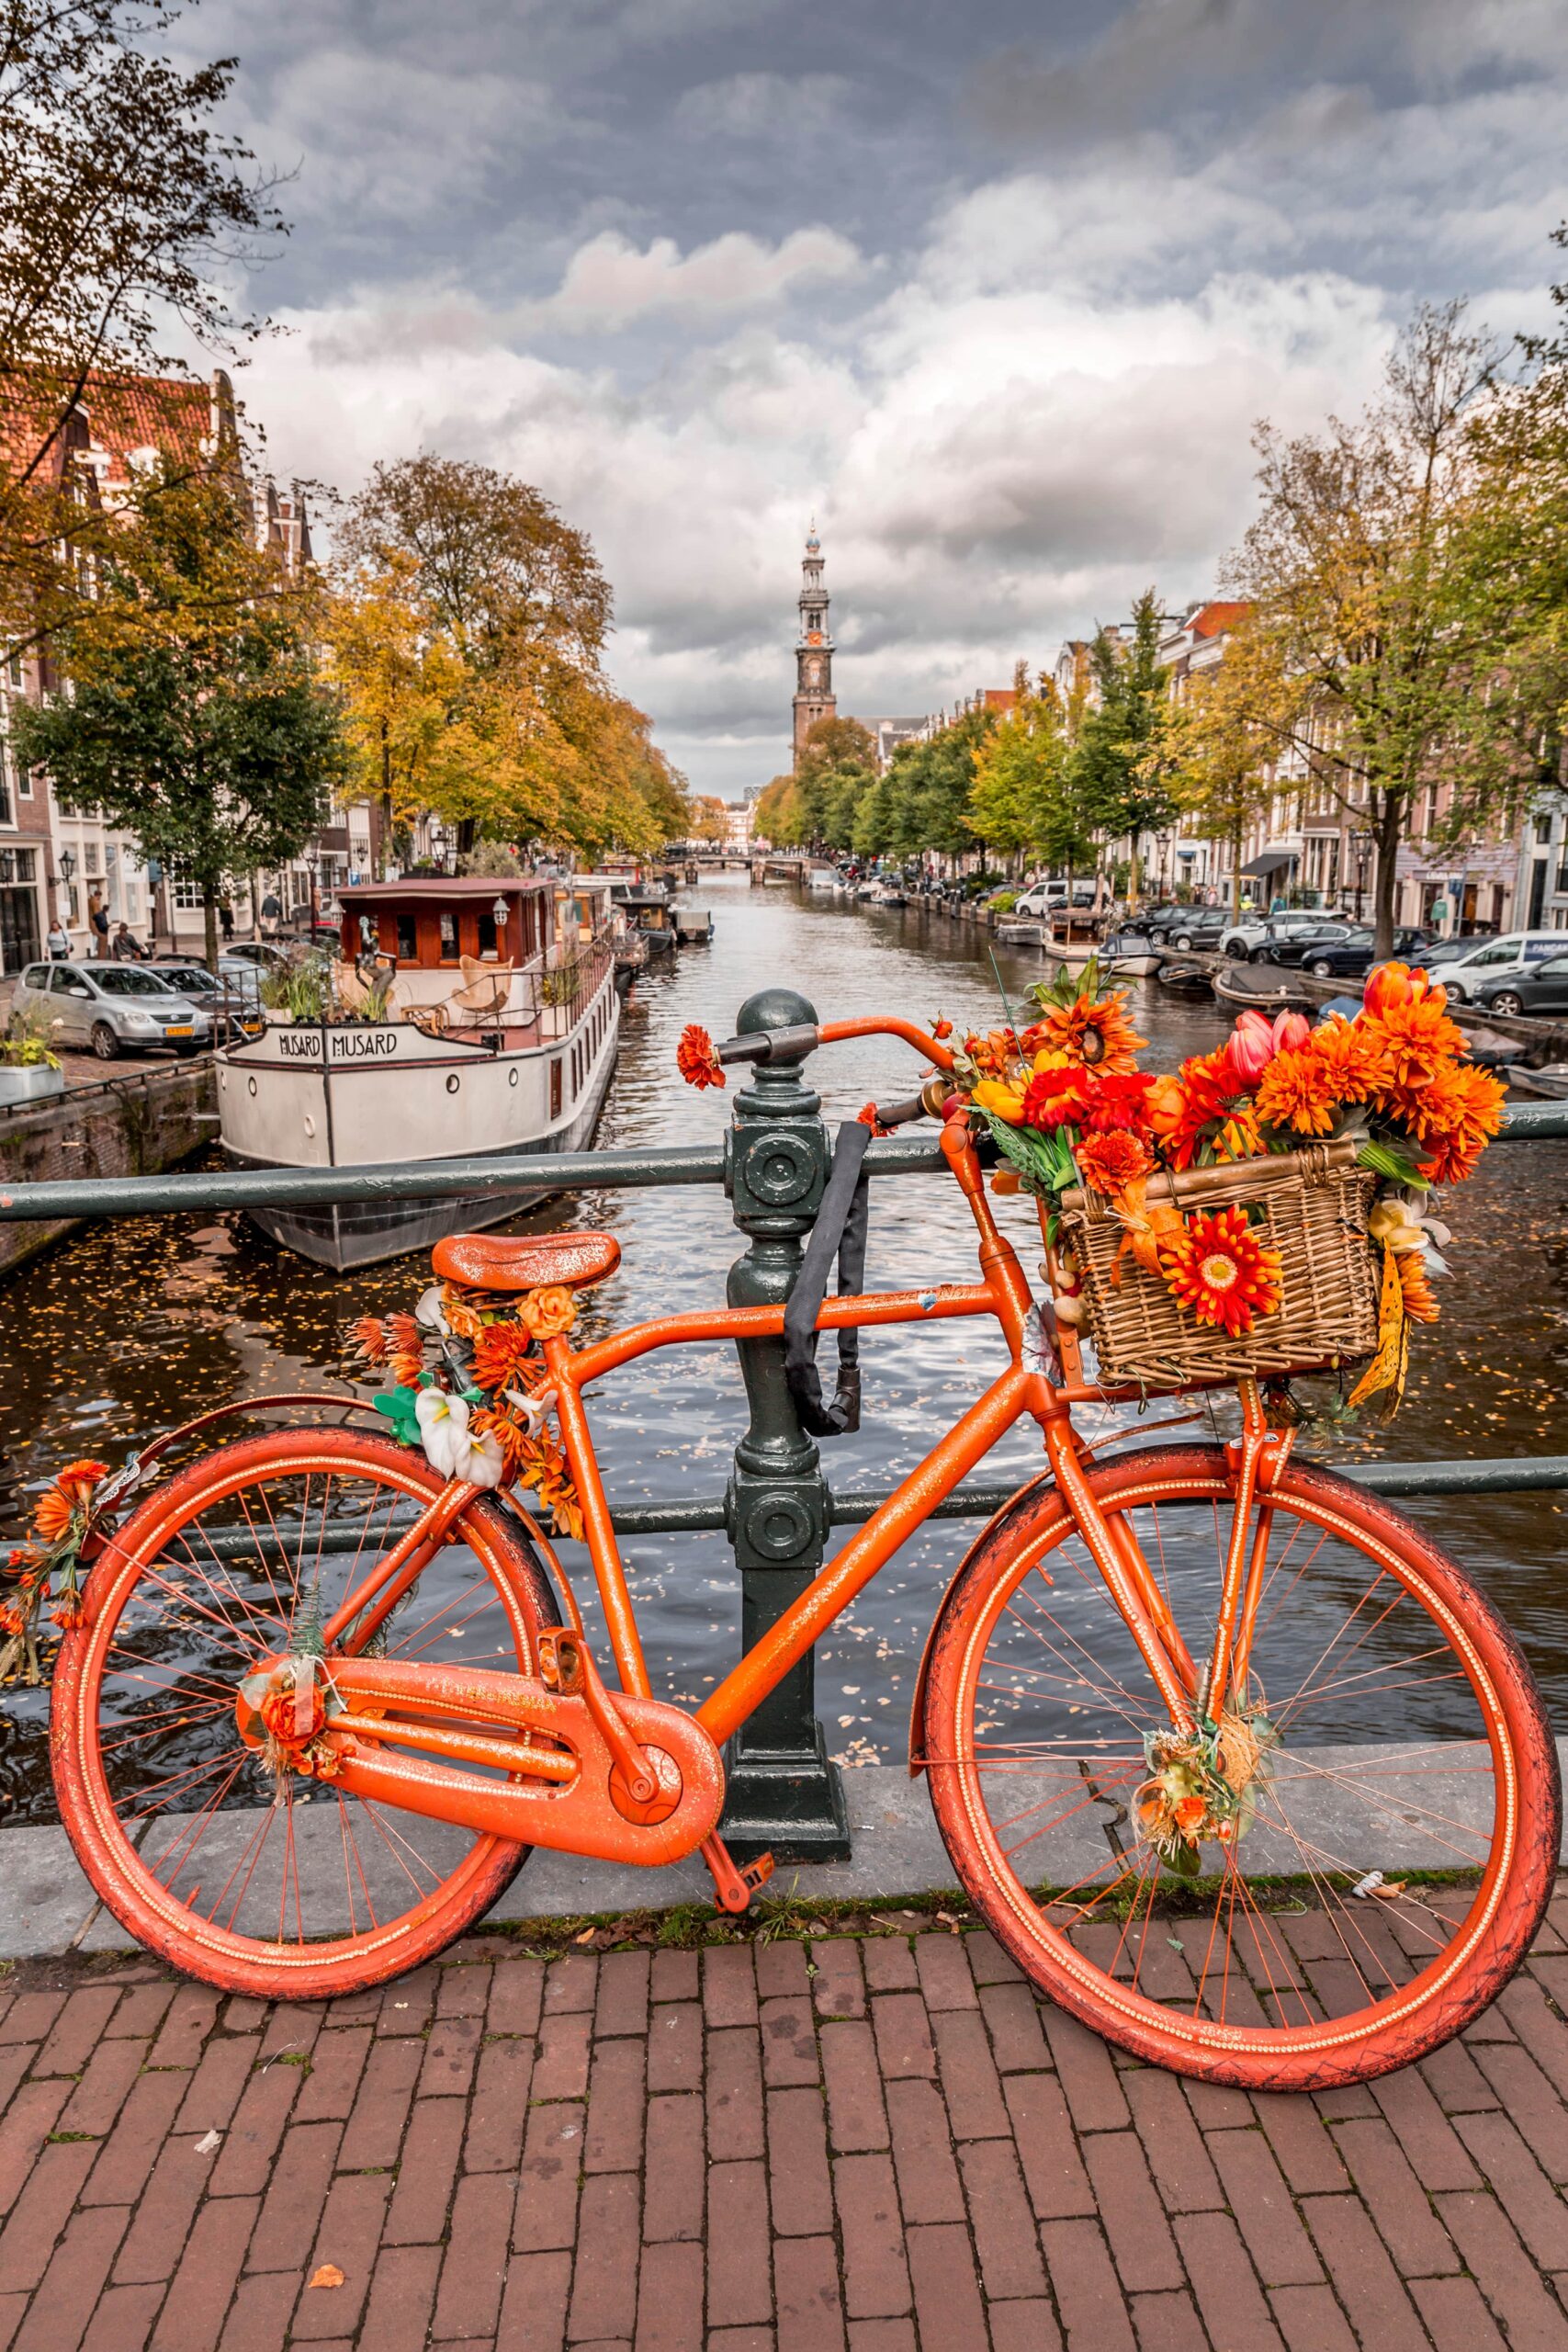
[
  {"xmin": 716, "ymin": 1023, "xmax": 820, "ymax": 1068},
  {"xmin": 871, "ymin": 1093, "xmax": 927, "ymax": 1130}
]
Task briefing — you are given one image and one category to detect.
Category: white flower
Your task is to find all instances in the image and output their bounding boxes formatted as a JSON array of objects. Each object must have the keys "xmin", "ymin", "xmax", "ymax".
[
  {"xmin": 501, "ymin": 1385, "xmax": 557, "ymax": 1433},
  {"xmin": 413, "ymin": 1284, "xmax": 450, "ymax": 1335},
  {"xmin": 413, "ymin": 1388, "xmax": 504, "ymax": 1487}
]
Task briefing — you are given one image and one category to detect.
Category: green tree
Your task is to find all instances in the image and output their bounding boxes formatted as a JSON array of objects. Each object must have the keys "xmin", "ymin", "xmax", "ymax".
[
  {"xmin": 13, "ymin": 462, "xmax": 344, "ymax": 966},
  {"xmin": 753, "ymin": 773, "xmax": 804, "ymax": 847},
  {"xmin": 881, "ymin": 708, "xmax": 995, "ymax": 865},
  {"xmin": 966, "ymin": 672, "xmax": 1095, "ymax": 875},
  {"xmin": 1167, "ymin": 617, "xmax": 1280, "ymax": 915},
  {"xmin": 794, "ymin": 715, "xmax": 876, "ymax": 851},
  {"xmin": 1, "ymin": 0, "xmax": 285, "ymax": 665},
  {"xmin": 1069, "ymin": 590, "xmax": 1177, "ymax": 907}
]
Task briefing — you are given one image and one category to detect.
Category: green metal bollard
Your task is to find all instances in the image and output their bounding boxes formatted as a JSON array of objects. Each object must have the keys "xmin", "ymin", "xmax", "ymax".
[{"xmin": 718, "ymin": 985, "xmax": 851, "ymax": 1861}]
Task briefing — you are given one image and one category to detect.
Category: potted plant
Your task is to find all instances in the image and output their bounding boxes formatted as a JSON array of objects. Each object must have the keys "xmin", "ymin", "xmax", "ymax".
[{"xmin": 0, "ymin": 1007, "xmax": 66, "ymax": 1105}]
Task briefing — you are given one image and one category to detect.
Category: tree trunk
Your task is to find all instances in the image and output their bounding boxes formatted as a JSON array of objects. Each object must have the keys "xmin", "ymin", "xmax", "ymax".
[
  {"xmin": 202, "ymin": 886, "xmax": 220, "ymax": 975},
  {"xmin": 1126, "ymin": 837, "xmax": 1141, "ymax": 913},
  {"xmin": 1231, "ymin": 820, "xmax": 1244, "ymax": 916},
  {"xmin": 378, "ymin": 719, "xmax": 391, "ymax": 882},
  {"xmin": 1372, "ymin": 789, "xmax": 1402, "ymax": 961}
]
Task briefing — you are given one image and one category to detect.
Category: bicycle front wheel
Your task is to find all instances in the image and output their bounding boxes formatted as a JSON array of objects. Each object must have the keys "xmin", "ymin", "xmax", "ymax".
[
  {"xmin": 53, "ymin": 1429, "xmax": 559, "ymax": 1999},
  {"xmin": 922, "ymin": 1444, "xmax": 1558, "ymax": 2088}
]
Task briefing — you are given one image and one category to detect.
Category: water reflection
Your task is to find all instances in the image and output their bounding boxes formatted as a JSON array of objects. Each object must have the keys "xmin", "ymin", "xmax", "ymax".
[{"xmin": 1, "ymin": 871, "xmax": 1563, "ymax": 1820}]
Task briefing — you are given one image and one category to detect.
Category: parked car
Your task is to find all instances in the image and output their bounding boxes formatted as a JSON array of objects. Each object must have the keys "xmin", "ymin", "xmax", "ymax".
[
  {"xmin": 13, "ymin": 961, "xmax": 214, "ymax": 1059},
  {"xmin": 1292, "ymin": 926, "xmax": 1436, "ymax": 979},
  {"xmin": 1162, "ymin": 907, "xmax": 1231, "ymax": 952},
  {"xmin": 1012, "ymin": 882, "xmax": 1099, "ymax": 919},
  {"xmin": 1415, "ymin": 931, "xmax": 1566, "ymax": 1003},
  {"xmin": 222, "ymin": 939, "xmax": 294, "ymax": 971},
  {"xmin": 1221, "ymin": 910, "xmax": 1348, "ymax": 959},
  {"xmin": 152, "ymin": 957, "xmax": 265, "ymax": 1039},
  {"xmin": 1471, "ymin": 951, "xmax": 1568, "ymax": 1018}
]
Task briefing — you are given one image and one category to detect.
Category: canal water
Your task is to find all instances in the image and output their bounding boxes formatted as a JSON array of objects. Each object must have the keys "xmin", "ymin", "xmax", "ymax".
[{"xmin": 1, "ymin": 870, "xmax": 1564, "ymax": 1822}]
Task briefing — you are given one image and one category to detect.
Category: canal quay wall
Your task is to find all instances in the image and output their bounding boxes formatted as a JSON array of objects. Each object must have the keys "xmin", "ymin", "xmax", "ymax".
[{"xmin": 0, "ymin": 1059, "xmax": 215, "ymax": 1277}]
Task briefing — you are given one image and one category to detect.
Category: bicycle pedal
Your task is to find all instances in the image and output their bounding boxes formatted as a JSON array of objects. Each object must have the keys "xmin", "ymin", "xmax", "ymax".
[{"xmin": 700, "ymin": 1835, "xmax": 775, "ymax": 1915}]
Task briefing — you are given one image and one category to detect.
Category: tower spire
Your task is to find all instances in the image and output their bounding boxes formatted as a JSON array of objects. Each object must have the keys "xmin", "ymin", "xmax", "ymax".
[{"xmin": 792, "ymin": 521, "xmax": 836, "ymax": 767}]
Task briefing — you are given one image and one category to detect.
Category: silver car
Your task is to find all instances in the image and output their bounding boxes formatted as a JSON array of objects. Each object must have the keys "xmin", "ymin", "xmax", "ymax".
[{"xmin": 13, "ymin": 961, "xmax": 214, "ymax": 1058}]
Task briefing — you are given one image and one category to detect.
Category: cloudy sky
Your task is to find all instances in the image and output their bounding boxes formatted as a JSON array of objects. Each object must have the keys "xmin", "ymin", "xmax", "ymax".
[{"xmin": 187, "ymin": 0, "xmax": 1568, "ymax": 793}]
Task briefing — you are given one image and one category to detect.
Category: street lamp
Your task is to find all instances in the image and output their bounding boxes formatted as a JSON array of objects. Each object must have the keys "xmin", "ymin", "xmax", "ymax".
[
  {"xmin": 1349, "ymin": 828, "xmax": 1373, "ymax": 924},
  {"xmin": 55, "ymin": 847, "xmax": 75, "ymax": 926}
]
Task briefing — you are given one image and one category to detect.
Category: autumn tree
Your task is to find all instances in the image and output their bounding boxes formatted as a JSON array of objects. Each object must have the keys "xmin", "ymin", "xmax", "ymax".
[
  {"xmin": 325, "ymin": 554, "xmax": 468, "ymax": 876},
  {"xmin": 794, "ymin": 714, "xmax": 876, "ymax": 851},
  {"xmin": 1224, "ymin": 301, "xmax": 1520, "ymax": 956},
  {"xmin": 0, "ymin": 0, "xmax": 285, "ymax": 664},
  {"xmin": 687, "ymin": 796, "xmax": 730, "ymax": 845},
  {"xmin": 753, "ymin": 772, "xmax": 804, "ymax": 847},
  {"xmin": 1168, "ymin": 617, "xmax": 1281, "ymax": 915},
  {"xmin": 12, "ymin": 461, "xmax": 345, "ymax": 965}
]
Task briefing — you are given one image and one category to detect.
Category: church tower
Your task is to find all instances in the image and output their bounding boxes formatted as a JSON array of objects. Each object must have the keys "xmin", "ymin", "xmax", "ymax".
[{"xmin": 792, "ymin": 522, "xmax": 837, "ymax": 765}]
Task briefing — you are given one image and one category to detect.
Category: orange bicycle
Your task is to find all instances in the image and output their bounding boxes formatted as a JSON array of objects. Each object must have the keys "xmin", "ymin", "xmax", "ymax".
[{"xmin": 50, "ymin": 1013, "xmax": 1559, "ymax": 2087}]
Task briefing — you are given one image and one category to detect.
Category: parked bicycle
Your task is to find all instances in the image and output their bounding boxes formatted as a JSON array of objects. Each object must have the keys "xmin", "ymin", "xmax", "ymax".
[{"xmin": 44, "ymin": 1001, "xmax": 1559, "ymax": 2089}]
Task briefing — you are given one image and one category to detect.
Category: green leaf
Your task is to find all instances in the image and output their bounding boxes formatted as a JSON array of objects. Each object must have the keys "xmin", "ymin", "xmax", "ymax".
[{"xmin": 1357, "ymin": 1137, "xmax": 1430, "ymax": 1190}]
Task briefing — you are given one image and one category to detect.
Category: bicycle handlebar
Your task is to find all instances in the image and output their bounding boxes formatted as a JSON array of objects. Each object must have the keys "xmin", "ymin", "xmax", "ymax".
[{"xmin": 711, "ymin": 1014, "xmax": 956, "ymax": 1075}]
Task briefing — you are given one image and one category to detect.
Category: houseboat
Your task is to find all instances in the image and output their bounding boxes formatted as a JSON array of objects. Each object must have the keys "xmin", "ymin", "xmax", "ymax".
[{"xmin": 216, "ymin": 876, "xmax": 619, "ymax": 1270}]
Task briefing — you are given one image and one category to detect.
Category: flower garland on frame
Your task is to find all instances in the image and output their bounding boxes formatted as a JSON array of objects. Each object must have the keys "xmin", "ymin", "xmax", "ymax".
[
  {"xmin": 352, "ymin": 1279, "xmax": 586, "ymax": 1541},
  {"xmin": 946, "ymin": 957, "xmax": 1503, "ymax": 1411},
  {"xmin": 1, "ymin": 1458, "xmax": 113, "ymax": 1681}
]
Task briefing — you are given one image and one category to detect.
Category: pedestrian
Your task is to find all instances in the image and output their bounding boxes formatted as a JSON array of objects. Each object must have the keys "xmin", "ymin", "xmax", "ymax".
[
  {"xmin": 46, "ymin": 915, "xmax": 70, "ymax": 959},
  {"xmin": 219, "ymin": 895, "xmax": 234, "ymax": 944},
  {"xmin": 261, "ymin": 891, "xmax": 281, "ymax": 940},
  {"xmin": 87, "ymin": 890, "xmax": 109, "ymax": 957},
  {"xmin": 110, "ymin": 921, "xmax": 143, "ymax": 961}
]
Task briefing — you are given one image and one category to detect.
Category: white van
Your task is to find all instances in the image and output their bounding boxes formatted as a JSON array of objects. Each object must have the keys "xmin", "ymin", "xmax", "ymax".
[
  {"xmin": 1013, "ymin": 881, "xmax": 1098, "ymax": 920},
  {"xmin": 1427, "ymin": 932, "xmax": 1564, "ymax": 1002}
]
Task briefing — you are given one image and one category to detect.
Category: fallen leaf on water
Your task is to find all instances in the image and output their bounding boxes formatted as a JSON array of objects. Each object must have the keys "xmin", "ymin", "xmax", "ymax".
[{"xmin": 309, "ymin": 2265, "xmax": 344, "ymax": 2290}]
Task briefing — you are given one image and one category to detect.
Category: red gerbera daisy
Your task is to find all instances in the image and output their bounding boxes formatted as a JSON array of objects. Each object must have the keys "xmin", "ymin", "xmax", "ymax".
[{"xmin": 1160, "ymin": 1206, "xmax": 1283, "ymax": 1338}]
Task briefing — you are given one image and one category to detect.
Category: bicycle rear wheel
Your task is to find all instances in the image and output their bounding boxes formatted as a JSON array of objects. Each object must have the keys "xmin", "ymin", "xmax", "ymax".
[
  {"xmin": 922, "ymin": 1444, "xmax": 1558, "ymax": 2088},
  {"xmin": 52, "ymin": 1429, "xmax": 559, "ymax": 1998}
]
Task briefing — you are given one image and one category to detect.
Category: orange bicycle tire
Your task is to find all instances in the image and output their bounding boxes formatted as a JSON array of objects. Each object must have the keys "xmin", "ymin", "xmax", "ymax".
[
  {"xmin": 922, "ymin": 1443, "xmax": 1559, "ymax": 2089},
  {"xmin": 52, "ymin": 1429, "xmax": 559, "ymax": 2000}
]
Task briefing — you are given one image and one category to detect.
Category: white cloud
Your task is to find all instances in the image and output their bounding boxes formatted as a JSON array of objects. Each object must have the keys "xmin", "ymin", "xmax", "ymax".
[{"xmin": 526, "ymin": 226, "xmax": 865, "ymax": 329}]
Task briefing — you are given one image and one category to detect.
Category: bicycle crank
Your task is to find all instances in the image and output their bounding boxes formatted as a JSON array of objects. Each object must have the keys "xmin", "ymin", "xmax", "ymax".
[{"xmin": 234, "ymin": 1651, "xmax": 726, "ymax": 1866}]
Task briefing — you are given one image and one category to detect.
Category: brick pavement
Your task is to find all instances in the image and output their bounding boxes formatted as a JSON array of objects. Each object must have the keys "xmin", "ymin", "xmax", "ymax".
[{"xmin": 0, "ymin": 1887, "xmax": 1561, "ymax": 2352}]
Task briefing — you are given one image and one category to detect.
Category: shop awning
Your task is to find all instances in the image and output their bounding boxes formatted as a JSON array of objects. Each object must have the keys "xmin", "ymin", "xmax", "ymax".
[{"xmin": 1239, "ymin": 850, "xmax": 1295, "ymax": 879}]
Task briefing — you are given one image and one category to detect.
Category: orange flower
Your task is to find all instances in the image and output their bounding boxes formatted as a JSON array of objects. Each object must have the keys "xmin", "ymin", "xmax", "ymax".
[
  {"xmin": 441, "ymin": 1292, "xmax": 489, "ymax": 1341},
  {"xmin": 964, "ymin": 1027, "xmax": 1019, "ymax": 1076},
  {"xmin": 857, "ymin": 1102, "xmax": 891, "ymax": 1137},
  {"xmin": 1074, "ymin": 1129, "xmax": 1155, "ymax": 1203},
  {"xmin": 1161, "ymin": 1205, "xmax": 1283, "ymax": 1338},
  {"xmin": 470, "ymin": 1406, "xmax": 533, "ymax": 1484},
  {"xmin": 1034, "ymin": 989, "xmax": 1145, "ymax": 1074},
  {"xmin": 351, "ymin": 1315, "xmax": 390, "ymax": 1366},
  {"xmin": 1255, "ymin": 1045, "xmax": 1339, "ymax": 1137},
  {"xmin": 1414, "ymin": 1062, "xmax": 1506, "ymax": 1183},
  {"xmin": 385, "ymin": 1312, "xmax": 423, "ymax": 1358},
  {"xmin": 33, "ymin": 1461, "xmax": 107, "ymax": 1544},
  {"xmin": 1021, "ymin": 1066, "xmax": 1091, "ymax": 1130},
  {"xmin": 1396, "ymin": 1253, "xmax": 1440, "ymax": 1323},
  {"xmin": 0, "ymin": 1604, "xmax": 24, "ymax": 1637},
  {"xmin": 50, "ymin": 1596, "xmax": 85, "ymax": 1632},
  {"xmin": 471, "ymin": 1321, "xmax": 538, "ymax": 1393},
  {"xmin": 1308, "ymin": 1016, "xmax": 1386, "ymax": 1103},
  {"xmin": 389, "ymin": 1350, "xmax": 424, "ymax": 1389},
  {"xmin": 1363, "ymin": 997, "xmax": 1467, "ymax": 1098},
  {"xmin": 519, "ymin": 1284, "xmax": 577, "ymax": 1340},
  {"xmin": 677, "ymin": 1023, "xmax": 726, "ymax": 1089},
  {"xmin": 1363, "ymin": 961, "xmax": 1447, "ymax": 1019},
  {"xmin": 1147, "ymin": 1050, "xmax": 1259, "ymax": 1169}
]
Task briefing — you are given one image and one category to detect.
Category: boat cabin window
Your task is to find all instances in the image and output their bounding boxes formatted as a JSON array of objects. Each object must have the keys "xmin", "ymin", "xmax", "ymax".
[
  {"xmin": 477, "ymin": 910, "xmax": 499, "ymax": 960},
  {"xmin": 396, "ymin": 914, "xmax": 418, "ymax": 960},
  {"xmin": 440, "ymin": 911, "xmax": 457, "ymax": 960}
]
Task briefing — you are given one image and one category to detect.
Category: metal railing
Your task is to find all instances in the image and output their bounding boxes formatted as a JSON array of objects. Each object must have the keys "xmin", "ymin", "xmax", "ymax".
[{"xmin": 2, "ymin": 1010, "xmax": 1565, "ymax": 1858}]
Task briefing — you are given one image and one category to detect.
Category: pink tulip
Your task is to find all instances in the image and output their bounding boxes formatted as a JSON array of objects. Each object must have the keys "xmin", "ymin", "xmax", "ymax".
[
  {"xmin": 1272, "ymin": 1010, "xmax": 1311, "ymax": 1053},
  {"xmin": 1227, "ymin": 1010, "xmax": 1276, "ymax": 1085}
]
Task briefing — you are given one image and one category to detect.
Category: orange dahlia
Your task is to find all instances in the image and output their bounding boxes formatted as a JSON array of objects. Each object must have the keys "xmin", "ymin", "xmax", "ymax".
[
  {"xmin": 1033, "ymin": 989, "xmax": 1145, "ymax": 1074},
  {"xmin": 1308, "ymin": 1016, "xmax": 1386, "ymax": 1103},
  {"xmin": 1414, "ymin": 1062, "xmax": 1506, "ymax": 1183},
  {"xmin": 1161, "ymin": 1206, "xmax": 1283, "ymax": 1338},
  {"xmin": 1074, "ymin": 1129, "xmax": 1155, "ymax": 1203},
  {"xmin": 1255, "ymin": 1045, "xmax": 1339, "ymax": 1137},
  {"xmin": 471, "ymin": 1321, "xmax": 538, "ymax": 1393},
  {"xmin": 1396, "ymin": 1252, "xmax": 1441, "ymax": 1323},
  {"xmin": 676, "ymin": 1024, "xmax": 725, "ymax": 1089},
  {"xmin": 1363, "ymin": 998, "xmax": 1467, "ymax": 1098},
  {"xmin": 519, "ymin": 1284, "xmax": 578, "ymax": 1340},
  {"xmin": 1148, "ymin": 1050, "xmax": 1260, "ymax": 1170}
]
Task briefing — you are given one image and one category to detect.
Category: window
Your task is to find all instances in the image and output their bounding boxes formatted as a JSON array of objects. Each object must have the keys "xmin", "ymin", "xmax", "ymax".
[
  {"xmin": 396, "ymin": 914, "xmax": 417, "ymax": 960},
  {"xmin": 476, "ymin": 910, "xmax": 498, "ymax": 959},
  {"xmin": 0, "ymin": 744, "xmax": 13, "ymax": 827},
  {"xmin": 439, "ymin": 911, "xmax": 457, "ymax": 959},
  {"xmin": 85, "ymin": 842, "xmax": 101, "ymax": 878},
  {"xmin": 549, "ymin": 1058, "xmax": 562, "ymax": 1118},
  {"xmin": 170, "ymin": 865, "xmax": 204, "ymax": 910},
  {"xmin": 0, "ymin": 846, "xmax": 36, "ymax": 884}
]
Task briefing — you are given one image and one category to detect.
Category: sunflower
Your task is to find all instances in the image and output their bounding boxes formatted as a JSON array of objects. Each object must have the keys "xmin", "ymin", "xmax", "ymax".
[
  {"xmin": 1021, "ymin": 1065, "xmax": 1092, "ymax": 1130},
  {"xmin": 1034, "ymin": 989, "xmax": 1146, "ymax": 1074},
  {"xmin": 1255, "ymin": 1045, "xmax": 1339, "ymax": 1138},
  {"xmin": 1074, "ymin": 1129, "xmax": 1155, "ymax": 1204},
  {"xmin": 1161, "ymin": 1206, "xmax": 1283, "ymax": 1338},
  {"xmin": 1396, "ymin": 1252, "xmax": 1441, "ymax": 1323},
  {"xmin": 471, "ymin": 1321, "xmax": 538, "ymax": 1393},
  {"xmin": 676, "ymin": 1024, "xmax": 726, "ymax": 1089},
  {"xmin": 519, "ymin": 1284, "xmax": 578, "ymax": 1340}
]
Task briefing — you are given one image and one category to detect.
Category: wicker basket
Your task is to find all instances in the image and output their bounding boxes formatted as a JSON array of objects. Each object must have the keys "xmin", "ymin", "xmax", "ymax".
[{"xmin": 1055, "ymin": 1138, "xmax": 1381, "ymax": 1391}]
